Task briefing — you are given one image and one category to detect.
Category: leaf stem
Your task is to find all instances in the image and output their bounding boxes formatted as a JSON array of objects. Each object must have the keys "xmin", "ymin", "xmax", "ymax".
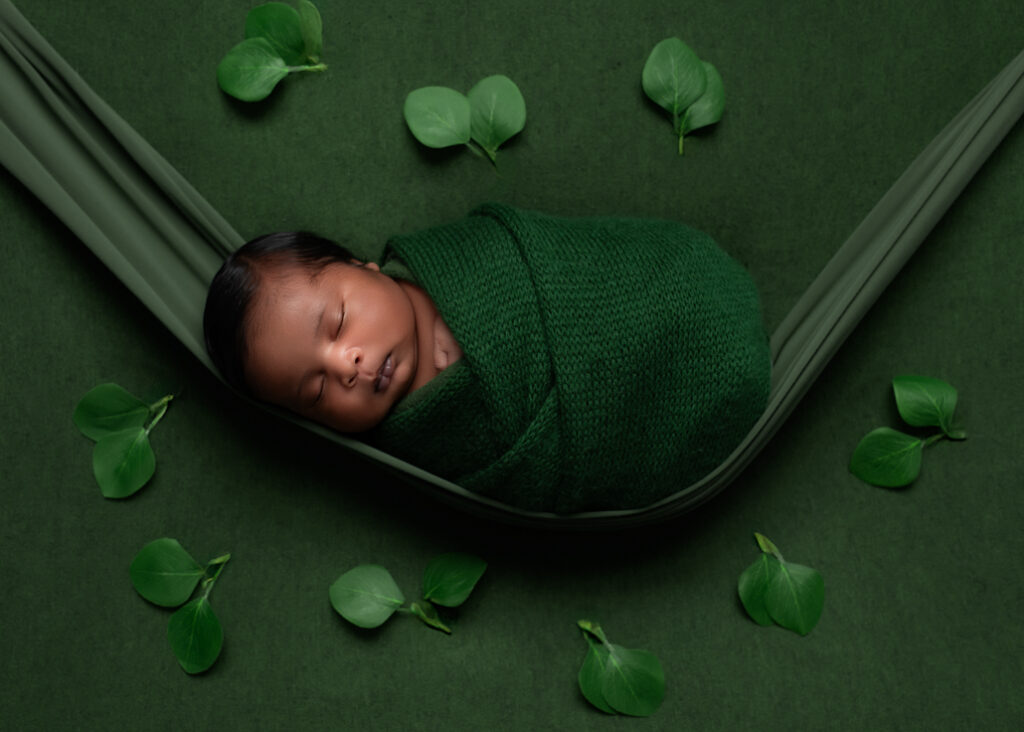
[
  {"xmin": 577, "ymin": 619, "xmax": 609, "ymax": 646},
  {"xmin": 144, "ymin": 395, "xmax": 174, "ymax": 434},
  {"xmin": 922, "ymin": 433, "xmax": 945, "ymax": 448},
  {"xmin": 201, "ymin": 554, "xmax": 231, "ymax": 599},
  {"xmin": 288, "ymin": 63, "xmax": 328, "ymax": 73}
]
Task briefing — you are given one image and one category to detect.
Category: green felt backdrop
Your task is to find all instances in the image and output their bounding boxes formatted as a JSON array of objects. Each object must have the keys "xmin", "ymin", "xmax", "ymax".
[{"xmin": 1, "ymin": 0, "xmax": 1022, "ymax": 729}]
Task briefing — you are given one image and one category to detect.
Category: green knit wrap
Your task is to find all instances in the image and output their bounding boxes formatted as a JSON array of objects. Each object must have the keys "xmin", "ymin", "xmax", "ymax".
[{"xmin": 367, "ymin": 203, "xmax": 770, "ymax": 513}]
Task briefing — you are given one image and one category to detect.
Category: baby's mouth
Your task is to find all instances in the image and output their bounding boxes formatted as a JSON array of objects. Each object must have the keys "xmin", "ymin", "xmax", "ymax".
[{"xmin": 374, "ymin": 353, "xmax": 394, "ymax": 393}]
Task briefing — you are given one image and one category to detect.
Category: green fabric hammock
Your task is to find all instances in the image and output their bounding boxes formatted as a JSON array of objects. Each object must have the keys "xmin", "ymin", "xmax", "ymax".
[{"xmin": 2, "ymin": 0, "xmax": 1022, "ymax": 529}]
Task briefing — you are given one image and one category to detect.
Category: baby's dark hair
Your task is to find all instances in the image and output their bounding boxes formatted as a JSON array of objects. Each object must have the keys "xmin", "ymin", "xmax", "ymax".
[{"xmin": 203, "ymin": 231, "xmax": 360, "ymax": 394}]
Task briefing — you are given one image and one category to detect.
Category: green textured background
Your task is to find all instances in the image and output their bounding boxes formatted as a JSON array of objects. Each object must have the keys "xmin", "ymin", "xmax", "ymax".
[{"xmin": 2, "ymin": 1, "xmax": 1022, "ymax": 729}]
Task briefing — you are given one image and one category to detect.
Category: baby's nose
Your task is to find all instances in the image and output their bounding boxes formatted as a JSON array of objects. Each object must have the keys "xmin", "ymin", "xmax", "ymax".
[{"xmin": 337, "ymin": 346, "xmax": 362, "ymax": 387}]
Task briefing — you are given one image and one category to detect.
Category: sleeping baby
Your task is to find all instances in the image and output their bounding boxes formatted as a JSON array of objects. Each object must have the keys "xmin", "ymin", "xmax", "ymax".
[{"xmin": 204, "ymin": 203, "xmax": 771, "ymax": 514}]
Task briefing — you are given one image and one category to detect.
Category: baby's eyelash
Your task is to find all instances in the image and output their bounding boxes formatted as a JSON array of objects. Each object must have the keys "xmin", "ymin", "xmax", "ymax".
[{"xmin": 335, "ymin": 307, "xmax": 344, "ymax": 337}]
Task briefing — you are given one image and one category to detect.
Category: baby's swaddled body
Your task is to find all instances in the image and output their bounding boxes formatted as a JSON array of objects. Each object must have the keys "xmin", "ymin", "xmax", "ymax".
[{"xmin": 365, "ymin": 203, "xmax": 771, "ymax": 513}]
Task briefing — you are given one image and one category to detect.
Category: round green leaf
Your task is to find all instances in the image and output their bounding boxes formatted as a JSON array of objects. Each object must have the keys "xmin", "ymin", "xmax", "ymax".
[
  {"xmin": 601, "ymin": 644, "xmax": 666, "ymax": 717},
  {"xmin": 422, "ymin": 552, "xmax": 487, "ymax": 607},
  {"xmin": 297, "ymin": 0, "xmax": 323, "ymax": 62},
  {"xmin": 244, "ymin": 1, "xmax": 306, "ymax": 65},
  {"xmin": 578, "ymin": 640, "xmax": 616, "ymax": 714},
  {"xmin": 764, "ymin": 561, "xmax": 825, "ymax": 636},
  {"xmin": 892, "ymin": 374, "xmax": 959, "ymax": 435},
  {"xmin": 682, "ymin": 61, "xmax": 724, "ymax": 134},
  {"xmin": 130, "ymin": 538, "xmax": 204, "ymax": 607},
  {"xmin": 738, "ymin": 553, "xmax": 778, "ymax": 626},
  {"xmin": 168, "ymin": 597, "xmax": 223, "ymax": 674},
  {"xmin": 850, "ymin": 427, "xmax": 923, "ymax": 488},
  {"xmin": 642, "ymin": 37, "xmax": 707, "ymax": 121},
  {"xmin": 403, "ymin": 86, "xmax": 472, "ymax": 148},
  {"xmin": 92, "ymin": 427, "xmax": 155, "ymax": 498},
  {"xmin": 217, "ymin": 38, "xmax": 290, "ymax": 103},
  {"xmin": 410, "ymin": 600, "xmax": 451, "ymax": 634},
  {"xmin": 329, "ymin": 565, "xmax": 405, "ymax": 628},
  {"xmin": 73, "ymin": 383, "xmax": 149, "ymax": 441},
  {"xmin": 467, "ymin": 75, "xmax": 526, "ymax": 154}
]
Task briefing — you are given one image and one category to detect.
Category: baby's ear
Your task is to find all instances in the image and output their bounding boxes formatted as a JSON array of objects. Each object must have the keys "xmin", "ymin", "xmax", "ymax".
[{"xmin": 363, "ymin": 261, "xmax": 380, "ymax": 272}]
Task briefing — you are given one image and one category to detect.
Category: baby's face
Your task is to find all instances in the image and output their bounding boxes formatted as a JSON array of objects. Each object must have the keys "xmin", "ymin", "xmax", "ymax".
[{"xmin": 244, "ymin": 261, "xmax": 418, "ymax": 432}]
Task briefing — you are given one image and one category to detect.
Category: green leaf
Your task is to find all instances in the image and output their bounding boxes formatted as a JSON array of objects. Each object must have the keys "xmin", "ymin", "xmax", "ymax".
[
  {"xmin": 329, "ymin": 565, "xmax": 405, "ymax": 628},
  {"xmin": 578, "ymin": 637, "xmax": 616, "ymax": 715},
  {"xmin": 642, "ymin": 37, "xmax": 707, "ymax": 124},
  {"xmin": 297, "ymin": 0, "xmax": 323, "ymax": 62},
  {"xmin": 764, "ymin": 561, "xmax": 825, "ymax": 636},
  {"xmin": 403, "ymin": 86, "xmax": 472, "ymax": 148},
  {"xmin": 73, "ymin": 383, "xmax": 149, "ymax": 441},
  {"xmin": 738, "ymin": 553, "xmax": 778, "ymax": 626},
  {"xmin": 92, "ymin": 427, "xmax": 156, "ymax": 498},
  {"xmin": 850, "ymin": 427, "xmax": 923, "ymax": 487},
  {"xmin": 467, "ymin": 75, "xmax": 526, "ymax": 159},
  {"xmin": 217, "ymin": 38, "xmax": 290, "ymax": 102},
  {"xmin": 130, "ymin": 538, "xmax": 204, "ymax": 608},
  {"xmin": 601, "ymin": 644, "xmax": 666, "ymax": 717},
  {"xmin": 682, "ymin": 61, "xmax": 724, "ymax": 134},
  {"xmin": 422, "ymin": 552, "xmax": 487, "ymax": 607},
  {"xmin": 410, "ymin": 600, "xmax": 451, "ymax": 634},
  {"xmin": 167, "ymin": 597, "xmax": 223, "ymax": 674},
  {"xmin": 244, "ymin": 1, "xmax": 306, "ymax": 66},
  {"xmin": 892, "ymin": 375, "xmax": 960, "ymax": 437}
]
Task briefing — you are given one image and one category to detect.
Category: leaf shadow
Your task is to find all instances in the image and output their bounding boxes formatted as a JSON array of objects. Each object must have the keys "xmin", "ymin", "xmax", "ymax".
[{"xmin": 219, "ymin": 78, "xmax": 290, "ymax": 120}]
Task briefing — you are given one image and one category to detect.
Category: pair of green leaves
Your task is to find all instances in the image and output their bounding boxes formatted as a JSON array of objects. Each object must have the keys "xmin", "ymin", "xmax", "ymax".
[
  {"xmin": 329, "ymin": 553, "xmax": 486, "ymax": 634},
  {"xmin": 850, "ymin": 375, "xmax": 967, "ymax": 488},
  {"xmin": 403, "ymin": 76, "xmax": 526, "ymax": 165},
  {"xmin": 130, "ymin": 538, "xmax": 231, "ymax": 674},
  {"xmin": 73, "ymin": 383, "xmax": 173, "ymax": 498},
  {"xmin": 642, "ymin": 37, "xmax": 725, "ymax": 155},
  {"xmin": 738, "ymin": 533, "xmax": 824, "ymax": 636},
  {"xmin": 577, "ymin": 621, "xmax": 665, "ymax": 717},
  {"xmin": 217, "ymin": 1, "xmax": 326, "ymax": 102}
]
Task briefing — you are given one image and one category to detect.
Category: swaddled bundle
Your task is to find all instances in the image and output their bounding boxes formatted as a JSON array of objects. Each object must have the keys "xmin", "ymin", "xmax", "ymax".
[{"xmin": 367, "ymin": 203, "xmax": 771, "ymax": 513}]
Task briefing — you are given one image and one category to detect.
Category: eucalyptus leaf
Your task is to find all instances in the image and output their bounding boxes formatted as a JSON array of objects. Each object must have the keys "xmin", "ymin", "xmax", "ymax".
[
  {"xmin": 167, "ymin": 597, "xmax": 223, "ymax": 674},
  {"xmin": 244, "ymin": 1, "xmax": 306, "ymax": 65},
  {"xmin": 329, "ymin": 565, "xmax": 405, "ymax": 628},
  {"xmin": 642, "ymin": 37, "xmax": 707, "ymax": 126},
  {"xmin": 92, "ymin": 427, "xmax": 156, "ymax": 498},
  {"xmin": 892, "ymin": 374, "xmax": 959, "ymax": 436},
  {"xmin": 130, "ymin": 538, "xmax": 204, "ymax": 608},
  {"xmin": 764, "ymin": 561, "xmax": 825, "ymax": 636},
  {"xmin": 578, "ymin": 638, "xmax": 616, "ymax": 715},
  {"xmin": 577, "ymin": 621, "xmax": 665, "ymax": 717},
  {"xmin": 682, "ymin": 61, "xmax": 724, "ymax": 134},
  {"xmin": 738, "ymin": 553, "xmax": 778, "ymax": 626},
  {"xmin": 410, "ymin": 600, "xmax": 451, "ymax": 634},
  {"xmin": 601, "ymin": 644, "xmax": 665, "ymax": 717},
  {"xmin": 403, "ymin": 86, "xmax": 472, "ymax": 148},
  {"xmin": 217, "ymin": 38, "xmax": 290, "ymax": 102},
  {"xmin": 73, "ymin": 383, "xmax": 149, "ymax": 441},
  {"xmin": 467, "ymin": 75, "xmax": 526, "ymax": 160},
  {"xmin": 849, "ymin": 427, "xmax": 924, "ymax": 487},
  {"xmin": 422, "ymin": 552, "xmax": 487, "ymax": 607},
  {"xmin": 297, "ymin": 0, "xmax": 323, "ymax": 62}
]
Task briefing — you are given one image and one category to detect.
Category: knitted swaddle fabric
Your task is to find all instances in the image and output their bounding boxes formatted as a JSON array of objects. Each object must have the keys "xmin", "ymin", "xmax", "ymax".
[{"xmin": 368, "ymin": 203, "xmax": 770, "ymax": 513}]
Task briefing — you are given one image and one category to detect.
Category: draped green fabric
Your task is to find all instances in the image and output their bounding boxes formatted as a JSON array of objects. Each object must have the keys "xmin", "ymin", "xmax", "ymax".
[
  {"xmin": 2, "ymin": 0, "xmax": 1022, "ymax": 528},
  {"xmin": 371, "ymin": 203, "xmax": 770, "ymax": 513}
]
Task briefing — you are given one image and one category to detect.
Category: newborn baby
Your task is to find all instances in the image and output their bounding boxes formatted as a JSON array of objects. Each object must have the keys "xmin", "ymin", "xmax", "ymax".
[
  {"xmin": 203, "ymin": 231, "xmax": 463, "ymax": 432},
  {"xmin": 205, "ymin": 203, "xmax": 771, "ymax": 513}
]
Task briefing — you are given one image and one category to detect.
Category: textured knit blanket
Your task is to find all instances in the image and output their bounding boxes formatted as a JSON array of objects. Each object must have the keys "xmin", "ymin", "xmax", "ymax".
[{"xmin": 367, "ymin": 203, "xmax": 771, "ymax": 513}]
